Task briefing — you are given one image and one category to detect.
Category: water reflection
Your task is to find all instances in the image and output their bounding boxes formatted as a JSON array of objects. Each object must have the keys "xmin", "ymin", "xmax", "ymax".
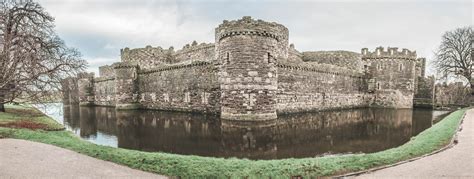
[{"xmin": 43, "ymin": 104, "xmax": 449, "ymax": 160}]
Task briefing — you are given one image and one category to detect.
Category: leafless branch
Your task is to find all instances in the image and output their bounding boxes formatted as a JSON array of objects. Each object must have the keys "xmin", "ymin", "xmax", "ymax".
[{"xmin": 0, "ymin": 1, "xmax": 87, "ymax": 111}]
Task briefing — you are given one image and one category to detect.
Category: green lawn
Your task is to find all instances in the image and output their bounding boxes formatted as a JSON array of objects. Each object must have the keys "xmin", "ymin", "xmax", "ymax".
[
  {"xmin": 0, "ymin": 104, "xmax": 64, "ymax": 131},
  {"xmin": 0, "ymin": 104, "xmax": 468, "ymax": 178}
]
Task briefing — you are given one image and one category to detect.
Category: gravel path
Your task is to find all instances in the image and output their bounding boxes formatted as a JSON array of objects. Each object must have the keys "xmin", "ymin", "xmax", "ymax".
[
  {"xmin": 0, "ymin": 138, "xmax": 166, "ymax": 179},
  {"xmin": 355, "ymin": 108, "xmax": 474, "ymax": 178}
]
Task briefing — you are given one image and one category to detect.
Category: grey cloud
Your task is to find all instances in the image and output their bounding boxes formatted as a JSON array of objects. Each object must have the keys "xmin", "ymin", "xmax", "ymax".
[{"xmin": 39, "ymin": 0, "xmax": 471, "ymax": 76}]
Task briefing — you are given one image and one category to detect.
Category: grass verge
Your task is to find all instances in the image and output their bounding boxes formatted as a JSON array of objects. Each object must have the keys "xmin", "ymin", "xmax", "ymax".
[{"xmin": 0, "ymin": 105, "xmax": 468, "ymax": 178}]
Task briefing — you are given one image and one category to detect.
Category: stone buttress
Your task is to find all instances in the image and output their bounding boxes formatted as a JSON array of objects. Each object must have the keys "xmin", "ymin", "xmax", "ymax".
[
  {"xmin": 77, "ymin": 73, "xmax": 95, "ymax": 106},
  {"xmin": 113, "ymin": 62, "xmax": 141, "ymax": 109}
]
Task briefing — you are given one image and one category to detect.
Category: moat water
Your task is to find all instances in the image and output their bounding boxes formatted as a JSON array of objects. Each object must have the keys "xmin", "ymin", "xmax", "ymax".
[{"xmin": 37, "ymin": 103, "xmax": 450, "ymax": 160}]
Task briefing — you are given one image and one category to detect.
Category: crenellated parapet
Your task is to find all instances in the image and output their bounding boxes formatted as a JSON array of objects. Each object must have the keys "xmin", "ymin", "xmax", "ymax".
[
  {"xmin": 216, "ymin": 16, "xmax": 289, "ymax": 59},
  {"xmin": 120, "ymin": 45, "xmax": 174, "ymax": 67},
  {"xmin": 215, "ymin": 16, "xmax": 288, "ymax": 43},
  {"xmin": 173, "ymin": 41, "xmax": 215, "ymax": 62},
  {"xmin": 177, "ymin": 41, "xmax": 214, "ymax": 53},
  {"xmin": 361, "ymin": 47, "xmax": 417, "ymax": 60}
]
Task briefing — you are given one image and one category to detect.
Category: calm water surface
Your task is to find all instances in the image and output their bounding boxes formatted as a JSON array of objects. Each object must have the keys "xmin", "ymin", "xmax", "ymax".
[{"xmin": 37, "ymin": 103, "xmax": 449, "ymax": 160}]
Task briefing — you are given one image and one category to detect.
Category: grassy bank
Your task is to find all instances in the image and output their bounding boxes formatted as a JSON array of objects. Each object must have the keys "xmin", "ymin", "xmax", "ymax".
[{"xmin": 0, "ymin": 105, "xmax": 468, "ymax": 178}]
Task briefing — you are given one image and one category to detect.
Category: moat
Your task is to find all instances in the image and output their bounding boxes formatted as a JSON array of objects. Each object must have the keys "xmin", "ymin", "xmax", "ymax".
[{"xmin": 38, "ymin": 104, "xmax": 449, "ymax": 160}]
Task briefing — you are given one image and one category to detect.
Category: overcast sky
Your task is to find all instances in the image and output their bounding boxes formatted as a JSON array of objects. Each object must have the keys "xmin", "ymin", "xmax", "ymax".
[{"xmin": 38, "ymin": 0, "xmax": 472, "ymax": 76}]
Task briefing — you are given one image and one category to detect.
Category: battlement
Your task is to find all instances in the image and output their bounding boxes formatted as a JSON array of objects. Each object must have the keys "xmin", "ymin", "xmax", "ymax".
[
  {"xmin": 215, "ymin": 16, "xmax": 288, "ymax": 42},
  {"xmin": 175, "ymin": 41, "xmax": 214, "ymax": 56},
  {"xmin": 120, "ymin": 45, "xmax": 174, "ymax": 66},
  {"xmin": 361, "ymin": 47, "xmax": 417, "ymax": 60}
]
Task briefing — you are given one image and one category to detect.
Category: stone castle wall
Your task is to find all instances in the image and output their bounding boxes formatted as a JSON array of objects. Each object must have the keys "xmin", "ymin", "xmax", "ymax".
[
  {"xmin": 63, "ymin": 16, "xmax": 426, "ymax": 121},
  {"xmin": 276, "ymin": 62, "xmax": 371, "ymax": 113},
  {"xmin": 137, "ymin": 61, "xmax": 220, "ymax": 113},
  {"xmin": 93, "ymin": 77, "xmax": 116, "ymax": 106}
]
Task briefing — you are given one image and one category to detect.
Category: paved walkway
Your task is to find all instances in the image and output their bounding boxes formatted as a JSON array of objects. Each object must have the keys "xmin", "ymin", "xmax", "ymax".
[
  {"xmin": 356, "ymin": 109, "xmax": 474, "ymax": 178},
  {"xmin": 0, "ymin": 139, "xmax": 166, "ymax": 178}
]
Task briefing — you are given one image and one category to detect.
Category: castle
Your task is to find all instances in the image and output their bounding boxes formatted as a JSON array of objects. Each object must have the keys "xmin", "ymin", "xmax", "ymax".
[{"xmin": 62, "ymin": 16, "xmax": 428, "ymax": 122}]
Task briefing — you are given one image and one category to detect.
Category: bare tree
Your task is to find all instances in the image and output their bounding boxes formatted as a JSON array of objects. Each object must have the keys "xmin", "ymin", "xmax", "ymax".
[
  {"xmin": 434, "ymin": 26, "xmax": 473, "ymax": 94},
  {"xmin": 0, "ymin": 1, "xmax": 87, "ymax": 112}
]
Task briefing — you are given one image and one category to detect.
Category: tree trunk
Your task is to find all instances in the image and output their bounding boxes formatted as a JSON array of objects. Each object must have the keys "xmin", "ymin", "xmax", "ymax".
[
  {"xmin": 471, "ymin": 83, "xmax": 474, "ymax": 95},
  {"xmin": 0, "ymin": 94, "xmax": 4, "ymax": 112}
]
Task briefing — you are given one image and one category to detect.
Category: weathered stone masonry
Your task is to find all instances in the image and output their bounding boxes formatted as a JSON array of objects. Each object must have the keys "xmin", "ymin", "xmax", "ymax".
[{"xmin": 62, "ymin": 16, "xmax": 428, "ymax": 121}]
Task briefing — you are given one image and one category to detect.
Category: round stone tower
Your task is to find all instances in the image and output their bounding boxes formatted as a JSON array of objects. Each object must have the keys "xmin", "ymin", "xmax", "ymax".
[
  {"xmin": 113, "ymin": 61, "xmax": 141, "ymax": 110},
  {"xmin": 362, "ymin": 47, "xmax": 417, "ymax": 108},
  {"xmin": 215, "ymin": 16, "xmax": 289, "ymax": 121}
]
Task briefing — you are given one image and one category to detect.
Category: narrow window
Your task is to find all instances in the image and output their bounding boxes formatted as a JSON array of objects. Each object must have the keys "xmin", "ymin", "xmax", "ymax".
[
  {"xmin": 377, "ymin": 83, "xmax": 380, "ymax": 90},
  {"xmin": 399, "ymin": 63, "xmax": 403, "ymax": 71},
  {"xmin": 225, "ymin": 52, "xmax": 230, "ymax": 63},
  {"xmin": 267, "ymin": 52, "xmax": 272, "ymax": 63}
]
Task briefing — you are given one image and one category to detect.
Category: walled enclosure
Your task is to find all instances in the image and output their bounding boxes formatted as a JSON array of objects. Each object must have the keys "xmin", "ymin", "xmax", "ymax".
[{"xmin": 62, "ymin": 16, "xmax": 429, "ymax": 121}]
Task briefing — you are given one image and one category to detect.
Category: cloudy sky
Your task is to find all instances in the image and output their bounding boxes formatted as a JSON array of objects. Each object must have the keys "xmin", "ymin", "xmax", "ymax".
[{"xmin": 38, "ymin": 0, "xmax": 472, "ymax": 76}]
